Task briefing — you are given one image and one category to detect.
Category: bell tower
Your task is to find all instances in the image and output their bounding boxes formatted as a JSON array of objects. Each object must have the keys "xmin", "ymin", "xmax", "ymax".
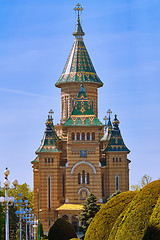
[{"xmin": 55, "ymin": 4, "xmax": 103, "ymax": 124}]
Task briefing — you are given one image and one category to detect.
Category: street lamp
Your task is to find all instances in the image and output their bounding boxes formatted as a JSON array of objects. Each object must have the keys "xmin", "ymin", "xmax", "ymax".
[
  {"xmin": 0, "ymin": 168, "xmax": 18, "ymax": 240},
  {"xmin": 14, "ymin": 193, "xmax": 26, "ymax": 240}
]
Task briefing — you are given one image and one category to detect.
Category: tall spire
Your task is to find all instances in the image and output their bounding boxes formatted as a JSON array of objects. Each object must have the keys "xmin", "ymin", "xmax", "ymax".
[
  {"xmin": 55, "ymin": 4, "xmax": 103, "ymax": 88},
  {"xmin": 35, "ymin": 110, "xmax": 61, "ymax": 153}
]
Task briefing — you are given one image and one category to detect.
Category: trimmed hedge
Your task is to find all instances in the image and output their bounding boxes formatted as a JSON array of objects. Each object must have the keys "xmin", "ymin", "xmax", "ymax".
[
  {"xmin": 142, "ymin": 195, "xmax": 160, "ymax": 240},
  {"xmin": 112, "ymin": 180, "xmax": 160, "ymax": 240},
  {"xmin": 48, "ymin": 218, "xmax": 77, "ymax": 240},
  {"xmin": 84, "ymin": 191, "xmax": 137, "ymax": 240}
]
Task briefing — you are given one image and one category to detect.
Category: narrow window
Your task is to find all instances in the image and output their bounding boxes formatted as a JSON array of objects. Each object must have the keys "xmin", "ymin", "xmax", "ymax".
[
  {"xmin": 115, "ymin": 175, "xmax": 119, "ymax": 191},
  {"xmin": 48, "ymin": 219, "xmax": 51, "ymax": 227},
  {"xmin": 116, "ymin": 158, "xmax": 118, "ymax": 163},
  {"xmin": 45, "ymin": 158, "xmax": 47, "ymax": 164},
  {"xmin": 82, "ymin": 170, "xmax": 85, "ymax": 183},
  {"xmin": 82, "ymin": 132, "xmax": 85, "ymax": 140},
  {"xmin": 87, "ymin": 173, "xmax": 90, "ymax": 184},
  {"xmin": 92, "ymin": 132, "xmax": 95, "ymax": 140},
  {"xmin": 47, "ymin": 176, "xmax": 51, "ymax": 210},
  {"xmin": 71, "ymin": 132, "xmax": 75, "ymax": 140},
  {"xmin": 77, "ymin": 132, "xmax": 80, "ymax": 140},
  {"xmin": 87, "ymin": 132, "xmax": 90, "ymax": 140},
  {"xmin": 102, "ymin": 174, "xmax": 104, "ymax": 197},
  {"xmin": 52, "ymin": 158, "xmax": 53, "ymax": 164},
  {"xmin": 119, "ymin": 158, "xmax": 121, "ymax": 163},
  {"xmin": 78, "ymin": 173, "xmax": 81, "ymax": 184},
  {"xmin": 113, "ymin": 158, "xmax": 115, "ymax": 163},
  {"xmin": 48, "ymin": 158, "xmax": 50, "ymax": 163},
  {"xmin": 71, "ymin": 98, "xmax": 75, "ymax": 112},
  {"xmin": 91, "ymin": 99, "xmax": 94, "ymax": 109},
  {"xmin": 62, "ymin": 174, "xmax": 65, "ymax": 197},
  {"xmin": 66, "ymin": 98, "xmax": 69, "ymax": 118},
  {"xmin": 62, "ymin": 100, "xmax": 64, "ymax": 119}
]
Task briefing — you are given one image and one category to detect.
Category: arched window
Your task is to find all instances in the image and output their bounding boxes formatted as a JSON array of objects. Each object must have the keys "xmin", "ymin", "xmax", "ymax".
[
  {"xmin": 45, "ymin": 158, "xmax": 47, "ymax": 164},
  {"xmin": 71, "ymin": 132, "xmax": 75, "ymax": 140},
  {"xmin": 115, "ymin": 175, "xmax": 119, "ymax": 191},
  {"xmin": 91, "ymin": 99, "xmax": 94, "ymax": 109},
  {"xmin": 92, "ymin": 132, "xmax": 95, "ymax": 140},
  {"xmin": 71, "ymin": 98, "xmax": 75, "ymax": 112},
  {"xmin": 87, "ymin": 173, "xmax": 90, "ymax": 184},
  {"xmin": 113, "ymin": 158, "xmax": 115, "ymax": 163},
  {"xmin": 102, "ymin": 174, "xmax": 104, "ymax": 197},
  {"xmin": 66, "ymin": 98, "xmax": 69, "ymax": 118},
  {"xmin": 77, "ymin": 132, "xmax": 80, "ymax": 140},
  {"xmin": 62, "ymin": 174, "xmax": 65, "ymax": 197},
  {"xmin": 48, "ymin": 158, "xmax": 50, "ymax": 163},
  {"xmin": 82, "ymin": 170, "xmax": 85, "ymax": 183},
  {"xmin": 51, "ymin": 158, "xmax": 53, "ymax": 164},
  {"xmin": 116, "ymin": 158, "xmax": 118, "ymax": 163},
  {"xmin": 87, "ymin": 132, "xmax": 90, "ymax": 140},
  {"xmin": 47, "ymin": 176, "xmax": 51, "ymax": 210},
  {"xmin": 119, "ymin": 158, "xmax": 121, "ymax": 163},
  {"xmin": 82, "ymin": 132, "xmax": 85, "ymax": 140},
  {"xmin": 78, "ymin": 173, "xmax": 81, "ymax": 184}
]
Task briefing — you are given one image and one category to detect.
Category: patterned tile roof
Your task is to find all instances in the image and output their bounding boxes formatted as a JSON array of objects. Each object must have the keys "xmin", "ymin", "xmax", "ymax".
[
  {"xmin": 104, "ymin": 115, "xmax": 130, "ymax": 153},
  {"xmin": 55, "ymin": 21, "xmax": 103, "ymax": 87},
  {"xmin": 64, "ymin": 84, "xmax": 103, "ymax": 127},
  {"xmin": 36, "ymin": 114, "xmax": 61, "ymax": 153}
]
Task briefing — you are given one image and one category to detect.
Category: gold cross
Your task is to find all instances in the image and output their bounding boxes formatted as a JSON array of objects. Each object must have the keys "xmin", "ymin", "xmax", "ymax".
[{"xmin": 74, "ymin": 3, "xmax": 83, "ymax": 22}]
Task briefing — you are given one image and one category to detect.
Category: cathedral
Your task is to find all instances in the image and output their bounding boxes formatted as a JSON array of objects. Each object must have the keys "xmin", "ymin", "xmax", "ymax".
[{"xmin": 32, "ymin": 4, "xmax": 130, "ymax": 235}]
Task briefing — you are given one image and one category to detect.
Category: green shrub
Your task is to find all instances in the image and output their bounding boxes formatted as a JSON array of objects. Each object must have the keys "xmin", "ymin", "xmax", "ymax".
[
  {"xmin": 114, "ymin": 180, "xmax": 160, "ymax": 240},
  {"xmin": 84, "ymin": 191, "xmax": 137, "ymax": 240},
  {"xmin": 48, "ymin": 218, "xmax": 77, "ymax": 240},
  {"xmin": 142, "ymin": 195, "xmax": 160, "ymax": 240}
]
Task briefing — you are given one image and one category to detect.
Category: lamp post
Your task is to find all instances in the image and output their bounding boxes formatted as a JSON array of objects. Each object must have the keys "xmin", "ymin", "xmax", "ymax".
[
  {"xmin": 0, "ymin": 168, "xmax": 18, "ymax": 240},
  {"xmin": 14, "ymin": 193, "xmax": 27, "ymax": 240}
]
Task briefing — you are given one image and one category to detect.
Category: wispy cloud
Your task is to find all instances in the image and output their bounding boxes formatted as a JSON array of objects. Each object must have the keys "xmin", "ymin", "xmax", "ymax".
[{"xmin": 0, "ymin": 87, "xmax": 50, "ymax": 98}]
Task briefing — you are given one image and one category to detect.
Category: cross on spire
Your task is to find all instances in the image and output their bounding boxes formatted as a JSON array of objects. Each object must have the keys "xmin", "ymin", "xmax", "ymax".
[
  {"xmin": 107, "ymin": 109, "xmax": 112, "ymax": 117},
  {"xmin": 103, "ymin": 115, "xmax": 108, "ymax": 126},
  {"xmin": 74, "ymin": 3, "xmax": 83, "ymax": 22}
]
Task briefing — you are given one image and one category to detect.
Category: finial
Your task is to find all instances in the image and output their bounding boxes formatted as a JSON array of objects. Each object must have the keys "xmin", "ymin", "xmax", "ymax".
[
  {"xmin": 107, "ymin": 109, "xmax": 112, "ymax": 118},
  {"xmin": 74, "ymin": 3, "xmax": 83, "ymax": 22},
  {"xmin": 49, "ymin": 109, "xmax": 54, "ymax": 116},
  {"xmin": 103, "ymin": 116, "xmax": 108, "ymax": 126}
]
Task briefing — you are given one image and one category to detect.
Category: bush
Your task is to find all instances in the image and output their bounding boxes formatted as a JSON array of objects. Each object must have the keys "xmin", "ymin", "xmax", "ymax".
[
  {"xmin": 84, "ymin": 191, "xmax": 137, "ymax": 240},
  {"xmin": 114, "ymin": 180, "xmax": 160, "ymax": 240},
  {"xmin": 48, "ymin": 218, "xmax": 77, "ymax": 240},
  {"xmin": 142, "ymin": 195, "xmax": 160, "ymax": 240}
]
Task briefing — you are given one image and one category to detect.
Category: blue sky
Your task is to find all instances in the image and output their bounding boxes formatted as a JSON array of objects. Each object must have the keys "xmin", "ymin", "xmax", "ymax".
[{"xmin": 0, "ymin": 0, "xmax": 160, "ymax": 189}]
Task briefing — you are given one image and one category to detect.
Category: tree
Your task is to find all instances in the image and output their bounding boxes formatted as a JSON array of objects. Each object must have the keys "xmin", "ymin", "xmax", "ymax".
[
  {"xmin": 131, "ymin": 174, "xmax": 152, "ymax": 191},
  {"xmin": 79, "ymin": 193, "xmax": 100, "ymax": 233},
  {"xmin": 0, "ymin": 183, "xmax": 33, "ymax": 240}
]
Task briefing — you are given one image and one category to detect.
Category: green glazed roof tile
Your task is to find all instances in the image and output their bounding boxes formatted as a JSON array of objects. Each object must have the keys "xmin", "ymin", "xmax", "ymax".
[
  {"xmin": 55, "ymin": 21, "xmax": 103, "ymax": 87},
  {"xmin": 36, "ymin": 114, "xmax": 61, "ymax": 154},
  {"xmin": 104, "ymin": 115, "xmax": 130, "ymax": 153}
]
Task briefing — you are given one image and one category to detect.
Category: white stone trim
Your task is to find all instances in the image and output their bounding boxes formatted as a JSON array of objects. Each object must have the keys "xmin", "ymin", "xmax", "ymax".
[{"xmin": 71, "ymin": 161, "xmax": 97, "ymax": 174}]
